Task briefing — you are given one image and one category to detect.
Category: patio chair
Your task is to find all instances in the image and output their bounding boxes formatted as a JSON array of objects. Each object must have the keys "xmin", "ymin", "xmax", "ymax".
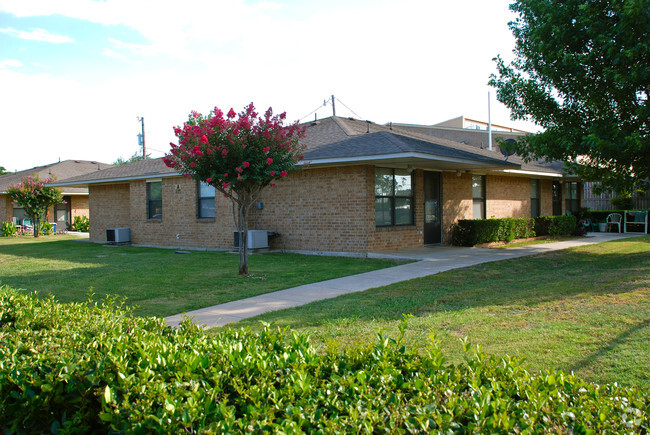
[
  {"xmin": 580, "ymin": 218, "xmax": 598, "ymax": 232},
  {"xmin": 605, "ymin": 213, "xmax": 622, "ymax": 233},
  {"xmin": 624, "ymin": 211, "xmax": 648, "ymax": 234}
]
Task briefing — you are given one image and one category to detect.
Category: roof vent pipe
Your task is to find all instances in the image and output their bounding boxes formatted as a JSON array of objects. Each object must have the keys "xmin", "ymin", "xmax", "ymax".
[{"xmin": 366, "ymin": 120, "xmax": 370, "ymax": 133}]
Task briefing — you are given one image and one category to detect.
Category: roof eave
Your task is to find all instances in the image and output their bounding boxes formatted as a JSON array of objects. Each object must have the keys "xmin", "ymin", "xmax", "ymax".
[{"xmin": 50, "ymin": 171, "xmax": 181, "ymax": 188}]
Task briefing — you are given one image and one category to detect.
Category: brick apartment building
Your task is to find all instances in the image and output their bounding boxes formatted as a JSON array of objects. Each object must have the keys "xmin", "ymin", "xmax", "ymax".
[
  {"xmin": 53, "ymin": 117, "xmax": 580, "ymax": 254},
  {"xmin": 0, "ymin": 160, "xmax": 112, "ymax": 231}
]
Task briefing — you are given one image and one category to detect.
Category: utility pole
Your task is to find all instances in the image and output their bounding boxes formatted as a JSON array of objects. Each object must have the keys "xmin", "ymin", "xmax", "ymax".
[
  {"xmin": 137, "ymin": 116, "xmax": 146, "ymax": 159},
  {"xmin": 331, "ymin": 94, "xmax": 336, "ymax": 117}
]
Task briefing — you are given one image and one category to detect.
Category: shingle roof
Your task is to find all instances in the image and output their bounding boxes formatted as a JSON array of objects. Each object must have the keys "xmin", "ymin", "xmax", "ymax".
[
  {"xmin": 304, "ymin": 131, "xmax": 519, "ymax": 168},
  {"xmin": 51, "ymin": 116, "xmax": 570, "ymax": 187},
  {"xmin": 49, "ymin": 158, "xmax": 175, "ymax": 187},
  {"xmin": 0, "ymin": 160, "xmax": 112, "ymax": 194}
]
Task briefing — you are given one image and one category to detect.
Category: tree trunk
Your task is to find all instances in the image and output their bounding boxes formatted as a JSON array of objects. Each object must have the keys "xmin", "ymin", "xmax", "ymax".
[{"xmin": 33, "ymin": 216, "xmax": 40, "ymax": 238}]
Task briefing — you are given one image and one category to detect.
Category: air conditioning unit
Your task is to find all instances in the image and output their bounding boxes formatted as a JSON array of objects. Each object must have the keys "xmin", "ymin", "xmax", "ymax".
[
  {"xmin": 233, "ymin": 230, "xmax": 269, "ymax": 249},
  {"xmin": 106, "ymin": 227, "xmax": 131, "ymax": 243}
]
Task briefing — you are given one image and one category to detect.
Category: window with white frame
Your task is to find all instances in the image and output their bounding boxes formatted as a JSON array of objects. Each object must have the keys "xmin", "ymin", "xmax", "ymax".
[{"xmin": 198, "ymin": 181, "xmax": 216, "ymax": 218}]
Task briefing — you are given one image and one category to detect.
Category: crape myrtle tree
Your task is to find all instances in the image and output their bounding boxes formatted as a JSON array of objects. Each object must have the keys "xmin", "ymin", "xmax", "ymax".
[
  {"xmin": 489, "ymin": 0, "xmax": 649, "ymax": 195},
  {"xmin": 163, "ymin": 103, "xmax": 305, "ymax": 276},
  {"xmin": 6, "ymin": 175, "xmax": 64, "ymax": 237}
]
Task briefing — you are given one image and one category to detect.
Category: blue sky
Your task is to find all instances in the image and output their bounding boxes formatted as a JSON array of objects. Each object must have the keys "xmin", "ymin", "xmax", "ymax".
[{"xmin": 0, "ymin": 0, "xmax": 535, "ymax": 172}]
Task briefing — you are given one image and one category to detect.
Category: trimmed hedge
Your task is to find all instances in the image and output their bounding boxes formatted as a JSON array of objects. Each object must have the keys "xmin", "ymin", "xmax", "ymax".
[
  {"xmin": 452, "ymin": 217, "xmax": 535, "ymax": 246},
  {"xmin": 1, "ymin": 289, "xmax": 648, "ymax": 433},
  {"xmin": 534, "ymin": 215, "xmax": 577, "ymax": 236}
]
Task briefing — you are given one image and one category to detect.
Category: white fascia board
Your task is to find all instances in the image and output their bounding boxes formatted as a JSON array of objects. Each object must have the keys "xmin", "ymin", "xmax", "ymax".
[
  {"xmin": 498, "ymin": 169, "xmax": 564, "ymax": 178},
  {"xmin": 300, "ymin": 152, "xmax": 515, "ymax": 168}
]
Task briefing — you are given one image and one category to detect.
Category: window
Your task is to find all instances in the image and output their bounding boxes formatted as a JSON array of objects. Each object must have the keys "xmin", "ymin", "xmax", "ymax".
[
  {"xmin": 565, "ymin": 182, "xmax": 580, "ymax": 215},
  {"xmin": 375, "ymin": 168, "xmax": 413, "ymax": 226},
  {"xmin": 472, "ymin": 175, "xmax": 486, "ymax": 219},
  {"xmin": 198, "ymin": 181, "xmax": 216, "ymax": 218},
  {"xmin": 530, "ymin": 179, "xmax": 541, "ymax": 218},
  {"xmin": 147, "ymin": 181, "xmax": 162, "ymax": 219}
]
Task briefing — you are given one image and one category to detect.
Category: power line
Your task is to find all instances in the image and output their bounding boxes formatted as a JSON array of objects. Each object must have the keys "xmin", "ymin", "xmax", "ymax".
[
  {"xmin": 298, "ymin": 99, "xmax": 329, "ymax": 121},
  {"xmin": 333, "ymin": 97, "xmax": 362, "ymax": 119}
]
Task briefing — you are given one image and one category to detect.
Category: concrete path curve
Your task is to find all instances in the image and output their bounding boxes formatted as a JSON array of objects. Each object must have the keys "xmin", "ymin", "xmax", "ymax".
[{"xmin": 164, "ymin": 232, "xmax": 643, "ymax": 328}]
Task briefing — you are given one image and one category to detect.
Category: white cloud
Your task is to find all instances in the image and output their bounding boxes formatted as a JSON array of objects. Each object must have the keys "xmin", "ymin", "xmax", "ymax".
[
  {"xmin": 0, "ymin": 59, "xmax": 23, "ymax": 68},
  {"xmin": 0, "ymin": 27, "xmax": 74, "ymax": 43},
  {"xmin": 102, "ymin": 48, "xmax": 127, "ymax": 59}
]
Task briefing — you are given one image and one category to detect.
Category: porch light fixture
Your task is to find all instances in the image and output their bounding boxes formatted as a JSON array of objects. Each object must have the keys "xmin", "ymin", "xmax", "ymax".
[{"xmin": 456, "ymin": 170, "xmax": 462, "ymax": 177}]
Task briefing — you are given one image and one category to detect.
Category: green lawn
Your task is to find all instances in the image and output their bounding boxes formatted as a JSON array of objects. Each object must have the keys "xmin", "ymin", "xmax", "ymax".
[
  {"xmin": 0, "ymin": 235, "xmax": 404, "ymax": 317},
  {"xmin": 236, "ymin": 236, "xmax": 650, "ymax": 389}
]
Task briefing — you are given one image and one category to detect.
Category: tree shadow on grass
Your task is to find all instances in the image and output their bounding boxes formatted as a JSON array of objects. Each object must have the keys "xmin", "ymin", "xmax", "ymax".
[{"xmin": 241, "ymin": 244, "xmax": 650, "ymax": 330}]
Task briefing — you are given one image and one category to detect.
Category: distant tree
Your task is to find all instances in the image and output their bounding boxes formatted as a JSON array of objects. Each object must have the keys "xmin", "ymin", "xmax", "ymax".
[
  {"xmin": 0, "ymin": 166, "xmax": 9, "ymax": 175},
  {"xmin": 112, "ymin": 151, "xmax": 150, "ymax": 166},
  {"xmin": 6, "ymin": 175, "xmax": 64, "ymax": 237},
  {"xmin": 489, "ymin": 0, "xmax": 649, "ymax": 195},
  {"xmin": 164, "ymin": 103, "xmax": 305, "ymax": 275}
]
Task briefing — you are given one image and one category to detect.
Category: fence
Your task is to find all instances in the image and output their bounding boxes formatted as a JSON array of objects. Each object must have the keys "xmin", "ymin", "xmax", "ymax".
[{"xmin": 583, "ymin": 182, "xmax": 650, "ymax": 210}]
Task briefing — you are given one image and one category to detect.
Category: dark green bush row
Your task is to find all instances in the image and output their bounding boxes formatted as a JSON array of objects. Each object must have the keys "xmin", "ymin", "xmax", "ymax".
[
  {"xmin": 452, "ymin": 217, "xmax": 535, "ymax": 246},
  {"xmin": 1, "ymin": 289, "xmax": 648, "ymax": 433},
  {"xmin": 534, "ymin": 215, "xmax": 577, "ymax": 236}
]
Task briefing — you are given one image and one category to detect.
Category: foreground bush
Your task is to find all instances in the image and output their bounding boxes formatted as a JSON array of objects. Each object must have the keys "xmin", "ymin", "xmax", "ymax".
[
  {"xmin": 1, "ymin": 289, "xmax": 648, "ymax": 433},
  {"xmin": 452, "ymin": 217, "xmax": 535, "ymax": 246},
  {"xmin": 534, "ymin": 215, "xmax": 577, "ymax": 236}
]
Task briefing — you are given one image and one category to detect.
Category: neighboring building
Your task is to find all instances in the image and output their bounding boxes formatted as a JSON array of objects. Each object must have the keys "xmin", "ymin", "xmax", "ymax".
[
  {"xmin": 0, "ymin": 160, "xmax": 112, "ymax": 230},
  {"xmin": 53, "ymin": 116, "xmax": 578, "ymax": 254}
]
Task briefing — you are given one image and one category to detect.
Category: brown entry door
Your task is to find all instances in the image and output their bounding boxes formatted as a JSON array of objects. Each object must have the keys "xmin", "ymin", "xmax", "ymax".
[{"xmin": 424, "ymin": 171, "xmax": 441, "ymax": 244}]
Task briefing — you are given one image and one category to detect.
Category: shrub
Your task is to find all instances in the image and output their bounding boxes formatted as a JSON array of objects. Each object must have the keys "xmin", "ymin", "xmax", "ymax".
[
  {"xmin": 452, "ymin": 217, "xmax": 535, "ymax": 246},
  {"xmin": 611, "ymin": 195, "xmax": 635, "ymax": 210},
  {"xmin": 0, "ymin": 221, "xmax": 17, "ymax": 237},
  {"xmin": 40, "ymin": 221, "xmax": 54, "ymax": 235},
  {"xmin": 534, "ymin": 215, "xmax": 577, "ymax": 236},
  {"xmin": 4, "ymin": 290, "xmax": 645, "ymax": 433},
  {"xmin": 72, "ymin": 215, "xmax": 89, "ymax": 232}
]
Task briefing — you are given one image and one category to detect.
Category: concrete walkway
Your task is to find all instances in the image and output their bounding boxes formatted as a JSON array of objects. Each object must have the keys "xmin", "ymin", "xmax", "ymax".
[{"xmin": 164, "ymin": 232, "xmax": 643, "ymax": 328}]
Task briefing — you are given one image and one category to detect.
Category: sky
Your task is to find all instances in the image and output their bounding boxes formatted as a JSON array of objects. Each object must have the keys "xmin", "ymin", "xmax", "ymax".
[{"xmin": 0, "ymin": 0, "xmax": 538, "ymax": 172}]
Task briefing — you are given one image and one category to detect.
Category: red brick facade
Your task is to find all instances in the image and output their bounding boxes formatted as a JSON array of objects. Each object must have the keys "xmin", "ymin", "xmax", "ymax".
[{"xmin": 87, "ymin": 166, "xmax": 570, "ymax": 253}]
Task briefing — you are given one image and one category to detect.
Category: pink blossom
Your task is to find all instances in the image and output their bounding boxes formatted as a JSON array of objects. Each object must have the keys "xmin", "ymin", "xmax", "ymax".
[
  {"xmin": 266, "ymin": 157, "xmax": 273, "ymax": 165},
  {"xmin": 206, "ymin": 178, "xmax": 212, "ymax": 183},
  {"xmin": 224, "ymin": 173, "xmax": 229, "ymax": 178},
  {"xmin": 184, "ymin": 173, "xmax": 191, "ymax": 178},
  {"xmin": 223, "ymin": 193, "xmax": 228, "ymax": 198},
  {"xmin": 233, "ymin": 127, "xmax": 240, "ymax": 136},
  {"xmin": 270, "ymin": 171, "xmax": 275, "ymax": 176},
  {"xmin": 190, "ymin": 161, "xmax": 197, "ymax": 168},
  {"xmin": 271, "ymin": 183, "xmax": 276, "ymax": 187},
  {"xmin": 243, "ymin": 161, "xmax": 250, "ymax": 168},
  {"xmin": 236, "ymin": 166, "xmax": 243, "ymax": 173},
  {"xmin": 221, "ymin": 149, "xmax": 228, "ymax": 156},
  {"xmin": 227, "ymin": 108, "xmax": 236, "ymax": 118},
  {"xmin": 200, "ymin": 135, "xmax": 209, "ymax": 144},
  {"xmin": 263, "ymin": 146, "xmax": 270, "ymax": 153},
  {"xmin": 280, "ymin": 171, "xmax": 287, "ymax": 177}
]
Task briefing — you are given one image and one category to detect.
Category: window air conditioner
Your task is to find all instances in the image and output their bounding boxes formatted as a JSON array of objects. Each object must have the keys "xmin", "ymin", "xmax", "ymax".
[
  {"xmin": 106, "ymin": 227, "xmax": 131, "ymax": 243},
  {"xmin": 233, "ymin": 230, "xmax": 269, "ymax": 249}
]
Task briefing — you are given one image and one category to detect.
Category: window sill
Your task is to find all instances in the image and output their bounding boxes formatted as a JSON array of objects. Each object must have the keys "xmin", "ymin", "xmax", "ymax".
[
  {"xmin": 197, "ymin": 218, "xmax": 216, "ymax": 222},
  {"xmin": 376, "ymin": 225, "xmax": 416, "ymax": 231}
]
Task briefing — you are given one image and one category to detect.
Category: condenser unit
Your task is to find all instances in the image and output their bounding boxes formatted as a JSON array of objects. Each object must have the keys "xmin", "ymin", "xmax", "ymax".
[
  {"xmin": 106, "ymin": 227, "xmax": 131, "ymax": 244},
  {"xmin": 233, "ymin": 230, "xmax": 269, "ymax": 249}
]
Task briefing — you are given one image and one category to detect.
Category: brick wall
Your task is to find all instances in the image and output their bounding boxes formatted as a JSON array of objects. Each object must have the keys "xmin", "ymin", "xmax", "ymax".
[
  {"xmin": 70, "ymin": 196, "xmax": 89, "ymax": 219},
  {"xmin": 85, "ymin": 168, "xmax": 568, "ymax": 253},
  {"xmin": 128, "ymin": 177, "xmax": 232, "ymax": 249},
  {"xmin": 486, "ymin": 175, "xmax": 530, "ymax": 218},
  {"xmin": 540, "ymin": 179, "xmax": 553, "ymax": 216},
  {"xmin": 89, "ymin": 184, "xmax": 131, "ymax": 242},
  {"xmin": 441, "ymin": 172, "xmax": 472, "ymax": 243},
  {"xmin": 0, "ymin": 195, "xmax": 11, "ymax": 222},
  {"xmin": 253, "ymin": 166, "xmax": 372, "ymax": 253}
]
